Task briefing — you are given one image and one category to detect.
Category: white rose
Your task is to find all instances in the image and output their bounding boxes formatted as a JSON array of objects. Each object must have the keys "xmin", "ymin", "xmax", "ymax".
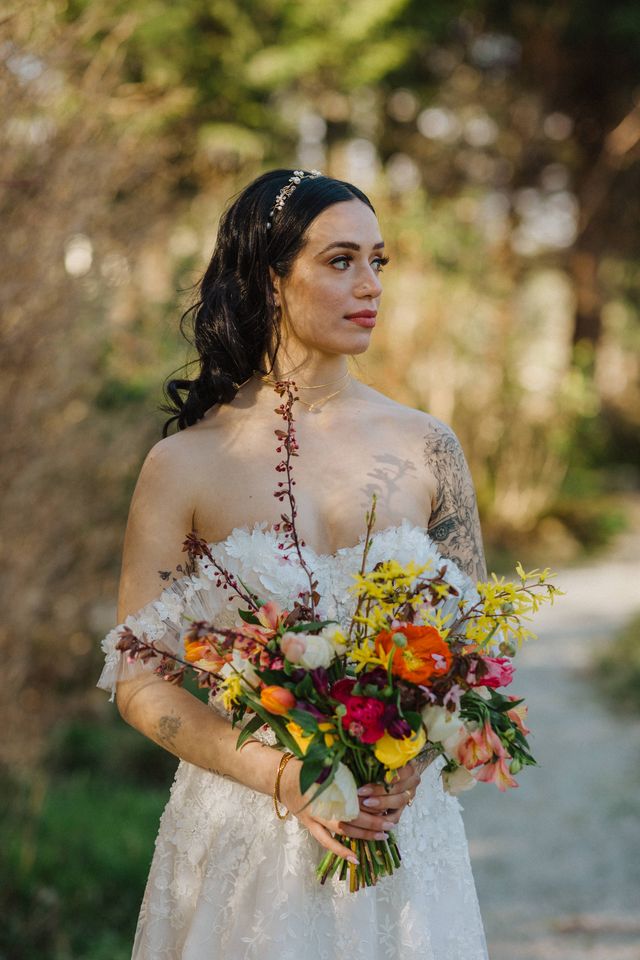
[
  {"xmin": 442, "ymin": 765, "xmax": 478, "ymax": 796},
  {"xmin": 298, "ymin": 633, "xmax": 335, "ymax": 670},
  {"xmin": 310, "ymin": 762, "xmax": 360, "ymax": 821},
  {"xmin": 320, "ymin": 623, "xmax": 347, "ymax": 654},
  {"xmin": 422, "ymin": 704, "xmax": 466, "ymax": 751}
]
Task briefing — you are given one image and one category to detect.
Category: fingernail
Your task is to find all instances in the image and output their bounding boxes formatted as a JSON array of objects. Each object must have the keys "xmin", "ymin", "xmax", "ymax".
[
  {"xmin": 382, "ymin": 820, "xmax": 394, "ymax": 830},
  {"xmin": 347, "ymin": 855, "xmax": 359, "ymax": 865},
  {"xmin": 374, "ymin": 832, "xmax": 389, "ymax": 841},
  {"xmin": 358, "ymin": 786, "xmax": 372, "ymax": 796},
  {"xmin": 363, "ymin": 798, "xmax": 378, "ymax": 807}
]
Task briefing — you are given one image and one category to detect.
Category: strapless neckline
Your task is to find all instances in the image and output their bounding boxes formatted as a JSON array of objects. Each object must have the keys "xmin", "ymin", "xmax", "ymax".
[{"xmin": 204, "ymin": 519, "xmax": 433, "ymax": 564}]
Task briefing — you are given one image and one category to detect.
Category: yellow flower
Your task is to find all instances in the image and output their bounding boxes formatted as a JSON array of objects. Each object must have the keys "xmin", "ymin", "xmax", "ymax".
[
  {"xmin": 318, "ymin": 721, "xmax": 337, "ymax": 748},
  {"xmin": 286, "ymin": 721, "xmax": 314, "ymax": 755},
  {"xmin": 350, "ymin": 640, "xmax": 384, "ymax": 673},
  {"xmin": 221, "ymin": 674, "xmax": 243, "ymax": 711},
  {"xmin": 373, "ymin": 727, "xmax": 426, "ymax": 770}
]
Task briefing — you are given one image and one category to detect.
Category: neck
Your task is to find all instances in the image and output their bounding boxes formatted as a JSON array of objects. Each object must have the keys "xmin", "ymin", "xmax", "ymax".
[{"xmin": 265, "ymin": 347, "xmax": 350, "ymax": 389}]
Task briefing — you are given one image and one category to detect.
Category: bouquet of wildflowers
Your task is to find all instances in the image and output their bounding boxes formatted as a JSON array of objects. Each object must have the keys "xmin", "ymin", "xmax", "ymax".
[{"xmin": 116, "ymin": 380, "xmax": 560, "ymax": 892}]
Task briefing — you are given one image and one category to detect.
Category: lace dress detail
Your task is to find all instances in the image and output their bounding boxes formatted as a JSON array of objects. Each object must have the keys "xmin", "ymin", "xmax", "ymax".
[{"xmin": 97, "ymin": 522, "xmax": 489, "ymax": 960}]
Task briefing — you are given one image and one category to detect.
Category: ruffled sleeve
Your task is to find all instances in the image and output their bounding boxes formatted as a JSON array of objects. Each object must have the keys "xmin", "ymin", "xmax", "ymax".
[{"xmin": 96, "ymin": 573, "xmax": 212, "ymax": 702}]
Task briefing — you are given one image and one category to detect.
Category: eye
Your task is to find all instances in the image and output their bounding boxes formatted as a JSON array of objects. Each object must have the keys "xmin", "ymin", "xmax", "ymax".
[
  {"xmin": 372, "ymin": 255, "xmax": 390, "ymax": 273},
  {"xmin": 329, "ymin": 255, "xmax": 352, "ymax": 270}
]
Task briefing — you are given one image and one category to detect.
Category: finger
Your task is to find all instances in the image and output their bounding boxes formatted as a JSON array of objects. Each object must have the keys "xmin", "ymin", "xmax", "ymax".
[
  {"xmin": 348, "ymin": 811, "xmax": 398, "ymax": 833},
  {"xmin": 338, "ymin": 824, "xmax": 392, "ymax": 841},
  {"xmin": 357, "ymin": 770, "xmax": 416, "ymax": 798},
  {"xmin": 392, "ymin": 763, "xmax": 418, "ymax": 783},
  {"xmin": 360, "ymin": 781, "xmax": 419, "ymax": 811},
  {"xmin": 307, "ymin": 821, "xmax": 359, "ymax": 863}
]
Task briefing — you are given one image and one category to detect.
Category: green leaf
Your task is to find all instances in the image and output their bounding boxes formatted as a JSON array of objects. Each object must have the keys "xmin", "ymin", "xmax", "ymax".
[
  {"xmin": 300, "ymin": 758, "xmax": 326, "ymax": 794},
  {"xmin": 294, "ymin": 674, "xmax": 314, "ymax": 699},
  {"xmin": 255, "ymin": 668, "xmax": 289, "ymax": 685},
  {"xmin": 287, "ymin": 619, "xmax": 336, "ymax": 634},
  {"xmin": 235, "ymin": 713, "xmax": 264, "ymax": 749},
  {"xmin": 238, "ymin": 609, "xmax": 261, "ymax": 625},
  {"xmin": 403, "ymin": 710, "xmax": 423, "ymax": 733},
  {"xmin": 288, "ymin": 708, "xmax": 319, "ymax": 732}
]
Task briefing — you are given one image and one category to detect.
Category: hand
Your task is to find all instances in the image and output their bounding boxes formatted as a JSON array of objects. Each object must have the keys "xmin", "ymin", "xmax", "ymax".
[
  {"xmin": 355, "ymin": 761, "xmax": 423, "ymax": 827},
  {"xmin": 279, "ymin": 758, "xmax": 424, "ymax": 863},
  {"xmin": 279, "ymin": 758, "xmax": 401, "ymax": 863}
]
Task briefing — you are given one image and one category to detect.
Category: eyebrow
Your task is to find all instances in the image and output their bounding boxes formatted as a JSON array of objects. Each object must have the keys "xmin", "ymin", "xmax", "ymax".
[{"xmin": 316, "ymin": 240, "xmax": 385, "ymax": 256}]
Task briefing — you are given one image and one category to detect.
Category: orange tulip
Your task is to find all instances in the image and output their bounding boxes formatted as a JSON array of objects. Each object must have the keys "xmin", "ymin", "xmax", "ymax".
[
  {"xmin": 376, "ymin": 624, "xmax": 452, "ymax": 685},
  {"xmin": 260, "ymin": 685, "xmax": 296, "ymax": 715}
]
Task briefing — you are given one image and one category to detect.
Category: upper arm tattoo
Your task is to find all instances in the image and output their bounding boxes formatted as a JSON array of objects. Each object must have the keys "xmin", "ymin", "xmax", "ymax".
[
  {"xmin": 424, "ymin": 422, "xmax": 487, "ymax": 583},
  {"xmin": 157, "ymin": 713, "xmax": 182, "ymax": 749}
]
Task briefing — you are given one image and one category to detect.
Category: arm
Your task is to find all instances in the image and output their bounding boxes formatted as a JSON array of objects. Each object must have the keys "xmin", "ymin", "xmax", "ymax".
[
  {"xmin": 114, "ymin": 438, "xmax": 391, "ymax": 860},
  {"xmin": 423, "ymin": 419, "xmax": 487, "ymax": 582},
  {"xmin": 114, "ymin": 437, "xmax": 283, "ymax": 795}
]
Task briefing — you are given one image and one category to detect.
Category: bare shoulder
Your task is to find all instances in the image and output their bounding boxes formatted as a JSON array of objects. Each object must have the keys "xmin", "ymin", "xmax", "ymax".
[
  {"xmin": 138, "ymin": 432, "xmax": 196, "ymax": 509},
  {"xmin": 362, "ymin": 384, "xmax": 460, "ymax": 449},
  {"xmin": 354, "ymin": 381, "xmax": 438, "ymax": 433}
]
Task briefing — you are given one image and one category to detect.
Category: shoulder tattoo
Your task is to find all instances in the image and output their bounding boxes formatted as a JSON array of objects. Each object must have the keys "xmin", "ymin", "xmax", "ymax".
[{"xmin": 424, "ymin": 422, "xmax": 487, "ymax": 582}]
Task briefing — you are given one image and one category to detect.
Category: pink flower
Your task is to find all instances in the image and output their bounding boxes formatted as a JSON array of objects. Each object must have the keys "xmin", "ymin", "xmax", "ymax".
[
  {"xmin": 506, "ymin": 695, "xmax": 530, "ymax": 735},
  {"xmin": 472, "ymin": 656, "xmax": 515, "ymax": 689},
  {"xmin": 331, "ymin": 678, "xmax": 386, "ymax": 744},
  {"xmin": 256, "ymin": 601, "xmax": 288, "ymax": 634},
  {"xmin": 454, "ymin": 720, "xmax": 507, "ymax": 768},
  {"xmin": 280, "ymin": 631, "xmax": 306, "ymax": 663},
  {"xmin": 474, "ymin": 756, "xmax": 519, "ymax": 791},
  {"xmin": 242, "ymin": 601, "xmax": 290, "ymax": 645}
]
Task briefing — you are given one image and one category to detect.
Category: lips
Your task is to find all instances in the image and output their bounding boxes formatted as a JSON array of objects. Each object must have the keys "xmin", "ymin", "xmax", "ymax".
[{"xmin": 345, "ymin": 309, "xmax": 377, "ymax": 328}]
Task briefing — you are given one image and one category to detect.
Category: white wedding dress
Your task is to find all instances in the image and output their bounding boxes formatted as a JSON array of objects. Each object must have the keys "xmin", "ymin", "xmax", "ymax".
[{"xmin": 98, "ymin": 520, "xmax": 489, "ymax": 960}]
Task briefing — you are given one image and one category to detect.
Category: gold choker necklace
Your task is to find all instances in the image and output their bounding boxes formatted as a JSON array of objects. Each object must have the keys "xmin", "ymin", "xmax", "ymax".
[
  {"xmin": 258, "ymin": 369, "xmax": 350, "ymax": 390},
  {"xmin": 234, "ymin": 370, "xmax": 352, "ymax": 413}
]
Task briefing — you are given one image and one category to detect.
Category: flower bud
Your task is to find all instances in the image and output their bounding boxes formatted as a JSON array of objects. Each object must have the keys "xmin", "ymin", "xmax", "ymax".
[
  {"xmin": 392, "ymin": 632, "xmax": 408, "ymax": 647},
  {"xmin": 509, "ymin": 757, "xmax": 522, "ymax": 775},
  {"xmin": 260, "ymin": 685, "xmax": 296, "ymax": 715}
]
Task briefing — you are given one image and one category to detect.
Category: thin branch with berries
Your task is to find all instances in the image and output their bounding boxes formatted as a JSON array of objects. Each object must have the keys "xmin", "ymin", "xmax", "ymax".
[{"xmin": 271, "ymin": 379, "xmax": 319, "ymax": 619}]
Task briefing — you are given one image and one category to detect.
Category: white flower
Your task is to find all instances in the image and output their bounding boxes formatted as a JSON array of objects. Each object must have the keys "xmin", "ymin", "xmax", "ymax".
[
  {"xmin": 442, "ymin": 765, "xmax": 478, "ymax": 796},
  {"xmin": 310, "ymin": 762, "xmax": 360, "ymax": 821},
  {"xmin": 298, "ymin": 633, "xmax": 335, "ymax": 670},
  {"xmin": 422, "ymin": 704, "xmax": 466, "ymax": 751},
  {"xmin": 219, "ymin": 650, "xmax": 259, "ymax": 686},
  {"xmin": 319, "ymin": 623, "xmax": 347, "ymax": 654}
]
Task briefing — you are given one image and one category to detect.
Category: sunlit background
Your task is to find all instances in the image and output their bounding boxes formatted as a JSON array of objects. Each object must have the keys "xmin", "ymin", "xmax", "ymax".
[{"xmin": 2, "ymin": 2, "xmax": 640, "ymax": 958}]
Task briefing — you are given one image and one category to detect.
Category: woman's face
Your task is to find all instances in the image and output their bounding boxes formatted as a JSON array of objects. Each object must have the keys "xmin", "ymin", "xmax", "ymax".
[{"xmin": 273, "ymin": 199, "xmax": 386, "ymax": 358}]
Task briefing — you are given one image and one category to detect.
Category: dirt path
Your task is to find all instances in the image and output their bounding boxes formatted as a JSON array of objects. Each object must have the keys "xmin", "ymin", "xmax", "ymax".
[{"xmin": 462, "ymin": 519, "xmax": 640, "ymax": 960}]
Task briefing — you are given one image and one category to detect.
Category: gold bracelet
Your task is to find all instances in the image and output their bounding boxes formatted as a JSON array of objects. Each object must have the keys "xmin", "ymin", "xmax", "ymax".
[{"xmin": 273, "ymin": 751, "xmax": 295, "ymax": 821}]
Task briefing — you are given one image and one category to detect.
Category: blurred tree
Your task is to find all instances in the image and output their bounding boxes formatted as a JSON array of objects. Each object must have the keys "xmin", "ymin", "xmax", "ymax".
[{"xmin": 2, "ymin": 0, "xmax": 639, "ymax": 776}]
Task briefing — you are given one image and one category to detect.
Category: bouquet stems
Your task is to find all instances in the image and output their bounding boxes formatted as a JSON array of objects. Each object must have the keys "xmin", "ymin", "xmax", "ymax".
[{"xmin": 316, "ymin": 833, "xmax": 402, "ymax": 891}]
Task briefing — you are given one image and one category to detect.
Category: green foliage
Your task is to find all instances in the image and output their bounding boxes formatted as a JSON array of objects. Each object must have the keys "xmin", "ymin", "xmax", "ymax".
[
  {"xmin": 593, "ymin": 611, "xmax": 640, "ymax": 713},
  {"xmin": 47, "ymin": 710, "xmax": 178, "ymax": 786},
  {"xmin": 1, "ymin": 715, "xmax": 177, "ymax": 960}
]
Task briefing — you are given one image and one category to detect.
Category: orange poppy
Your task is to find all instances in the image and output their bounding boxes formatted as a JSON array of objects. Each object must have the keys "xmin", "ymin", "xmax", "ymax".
[{"xmin": 376, "ymin": 624, "xmax": 452, "ymax": 685}]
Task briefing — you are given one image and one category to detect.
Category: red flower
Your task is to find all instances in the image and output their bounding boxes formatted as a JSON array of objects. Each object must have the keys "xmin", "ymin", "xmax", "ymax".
[{"xmin": 331, "ymin": 678, "xmax": 386, "ymax": 744}]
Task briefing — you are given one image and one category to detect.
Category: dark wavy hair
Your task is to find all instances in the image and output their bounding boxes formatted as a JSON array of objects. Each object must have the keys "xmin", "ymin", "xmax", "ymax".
[{"xmin": 161, "ymin": 169, "xmax": 375, "ymax": 436}]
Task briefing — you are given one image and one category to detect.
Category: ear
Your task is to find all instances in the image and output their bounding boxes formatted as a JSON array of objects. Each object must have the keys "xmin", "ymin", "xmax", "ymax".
[{"xmin": 268, "ymin": 266, "xmax": 281, "ymax": 306}]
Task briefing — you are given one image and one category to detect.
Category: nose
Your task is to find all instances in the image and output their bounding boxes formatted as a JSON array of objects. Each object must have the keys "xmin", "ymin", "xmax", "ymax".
[{"xmin": 356, "ymin": 263, "xmax": 383, "ymax": 299}]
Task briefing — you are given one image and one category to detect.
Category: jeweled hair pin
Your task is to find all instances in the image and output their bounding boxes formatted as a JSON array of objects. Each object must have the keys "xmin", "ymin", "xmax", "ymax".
[{"xmin": 266, "ymin": 169, "xmax": 323, "ymax": 229}]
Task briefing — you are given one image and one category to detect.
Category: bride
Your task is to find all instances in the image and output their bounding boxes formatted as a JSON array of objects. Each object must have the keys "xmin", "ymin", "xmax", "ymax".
[{"xmin": 98, "ymin": 168, "xmax": 490, "ymax": 959}]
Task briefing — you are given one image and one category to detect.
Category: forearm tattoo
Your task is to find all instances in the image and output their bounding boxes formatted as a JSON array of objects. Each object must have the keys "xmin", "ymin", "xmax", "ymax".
[
  {"xmin": 424, "ymin": 422, "xmax": 487, "ymax": 583},
  {"xmin": 157, "ymin": 714, "xmax": 182, "ymax": 749}
]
